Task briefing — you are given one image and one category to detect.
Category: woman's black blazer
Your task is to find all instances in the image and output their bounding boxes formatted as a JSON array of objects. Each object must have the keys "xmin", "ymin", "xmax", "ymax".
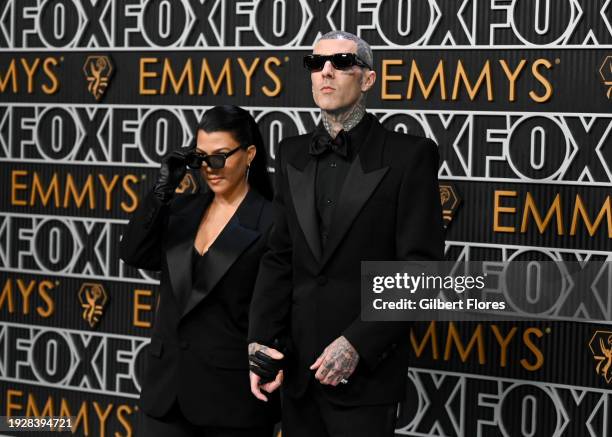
[{"xmin": 119, "ymin": 188, "xmax": 279, "ymax": 427}]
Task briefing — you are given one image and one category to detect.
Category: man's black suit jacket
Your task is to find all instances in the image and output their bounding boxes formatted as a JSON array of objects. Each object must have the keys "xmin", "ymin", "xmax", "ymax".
[
  {"xmin": 249, "ymin": 114, "xmax": 445, "ymax": 406},
  {"xmin": 120, "ymin": 188, "xmax": 279, "ymax": 427}
]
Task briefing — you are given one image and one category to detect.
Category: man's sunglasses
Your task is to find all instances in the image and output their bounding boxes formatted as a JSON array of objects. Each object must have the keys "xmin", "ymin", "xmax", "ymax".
[
  {"xmin": 186, "ymin": 145, "xmax": 242, "ymax": 170},
  {"xmin": 303, "ymin": 53, "xmax": 372, "ymax": 72}
]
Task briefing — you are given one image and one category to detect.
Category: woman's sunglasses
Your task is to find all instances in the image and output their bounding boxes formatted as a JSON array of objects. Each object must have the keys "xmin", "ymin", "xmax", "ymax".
[
  {"xmin": 303, "ymin": 53, "xmax": 372, "ymax": 72},
  {"xmin": 186, "ymin": 145, "xmax": 242, "ymax": 170}
]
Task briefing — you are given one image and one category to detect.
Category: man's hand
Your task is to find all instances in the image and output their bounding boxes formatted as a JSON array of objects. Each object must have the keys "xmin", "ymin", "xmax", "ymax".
[
  {"xmin": 248, "ymin": 342, "xmax": 284, "ymax": 402},
  {"xmin": 310, "ymin": 336, "xmax": 359, "ymax": 386}
]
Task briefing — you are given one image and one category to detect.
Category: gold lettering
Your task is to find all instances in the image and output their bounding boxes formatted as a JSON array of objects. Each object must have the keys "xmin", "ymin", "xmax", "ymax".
[
  {"xmin": 98, "ymin": 174, "xmax": 120, "ymax": 211},
  {"xmin": 20, "ymin": 58, "xmax": 40, "ymax": 94},
  {"xmin": 38, "ymin": 280, "xmax": 55, "ymax": 318},
  {"xmin": 26, "ymin": 393, "xmax": 54, "ymax": 417},
  {"xmin": 59, "ymin": 398, "xmax": 88, "ymax": 436},
  {"xmin": 407, "ymin": 60, "xmax": 447, "ymax": 100},
  {"xmin": 262, "ymin": 57, "xmax": 282, "ymax": 97},
  {"xmin": 115, "ymin": 405, "xmax": 134, "ymax": 437},
  {"xmin": 570, "ymin": 194, "xmax": 612, "ymax": 238},
  {"xmin": 140, "ymin": 58, "xmax": 159, "ymax": 95},
  {"xmin": 493, "ymin": 190, "xmax": 517, "ymax": 233},
  {"xmin": 42, "ymin": 58, "xmax": 59, "ymax": 94},
  {"xmin": 521, "ymin": 192, "xmax": 564, "ymax": 235},
  {"xmin": 6, "ymin": 389, "xmax": 23, "ymax": 416},
  {"xmin": 237, "ymin": 57, "xmax": 260, "ymax": 96},
  {"xmin": 11, "ymin": 170, "xmax": 28, "ymax": 206},
  {"xmin": 16, "ymin": 279, "xmax": 36, "ymax": 315},
  {"xmin": 121, "ymin": 175, "xmax": 140, "ymax": 213},
  {"xmin": 63, "ymin": 174, "xmax": 96, "ymax": 209},
  {"xmin": 133, "ymin": 289, "xmax": 153, "ymax": 328},
  {"xmin": 30, "ymin": 172, "xmax": 60, "ymax": 207},
  {"xmin": 452, "ymin": 60, "xmax": 493, "ymax": 101},
  {"xmin": 410, "ymin": 321, "xmax": 439, "ymax": 359},
  {"xmin": 198, "ymin": 58, "xmax": 234, "ymax": 95},
  {"xmin": 93, "ymin": 402, "xmax": 113, "ymax": 437},
  {"xmin": 529, "ymin": 59, "xmax": 553, "ymax": 103},
  {"xmin": 490, "ymin": 325, "xmax": 517, "ymax": 368},
  {"xmin": 499, "ymin": 59, "xmax": 527, "ymax": 102},
  {"xmin": 161, "ymin": 58, "xmax": 194, "ymax": 95},
  {"xmin": 381, "ymin": 59, "xmax": 403, "ymax": 100},
  {"xmin": 0, "ymin": 59, "xmax": 18, "ymax": 93},
  {"xmin": 444, "ymin": 322, "xmax": 485, "ymax": 364},
  {"xmin": 0, "ymin": 279, "xmax": 15, "ymax": 313},
  {"xmin": 521, "ymin": 328, "xmax": 544, "ymax": 371}
]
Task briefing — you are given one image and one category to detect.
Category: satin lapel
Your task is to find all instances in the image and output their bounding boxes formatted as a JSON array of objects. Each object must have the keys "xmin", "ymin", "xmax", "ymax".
[
  {"xmin": 181, "ymin": 192, "xmax": 263, "ymax": 319},
  {"xmin": 320, "ymin": 120, "xmax": 389, "ymax": 267},
  {"xmin": 166, "ymin": 193, "xmax": 211, "ymax": 308},
  {"xmin": 287, "ymin": 160, "xmax": 322, "ymax": 261}
]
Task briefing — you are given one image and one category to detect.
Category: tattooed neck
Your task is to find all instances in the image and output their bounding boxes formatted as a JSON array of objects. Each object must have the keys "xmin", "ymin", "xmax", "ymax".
[{"xmin": 321, "ymin": 100, "xmax": 366, "ymax": 138}]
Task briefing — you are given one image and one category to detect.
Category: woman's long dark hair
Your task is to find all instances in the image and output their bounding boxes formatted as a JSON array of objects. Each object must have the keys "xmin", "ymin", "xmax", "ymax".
[{"xmin": 196, "ymin": 105, "xmax": 273, "ymax": 200}]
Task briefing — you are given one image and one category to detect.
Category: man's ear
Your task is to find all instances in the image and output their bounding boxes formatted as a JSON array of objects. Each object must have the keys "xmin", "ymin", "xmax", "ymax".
[
  {"xmin": 361, "ymin": 70, "xmax": 376, "ymax": 92},
  {"xmin": 246, "ymin": 145, "xmax": 257, "ymax": 165}
]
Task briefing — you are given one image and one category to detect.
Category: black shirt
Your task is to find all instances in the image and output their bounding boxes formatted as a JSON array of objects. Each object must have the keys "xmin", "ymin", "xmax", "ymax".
[
  {"xmin": 188, "ymin": 247, "xmax": 210, "ymax": 310},
  {"xmin": 311, "ymin": 113, "xmax": 373, "ymax": 247}
]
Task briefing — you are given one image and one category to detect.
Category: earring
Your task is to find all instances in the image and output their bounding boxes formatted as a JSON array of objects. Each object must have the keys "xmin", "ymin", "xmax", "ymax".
[{"xmin": 246, "ymin": 164, "xmax": 250, "ymax": 180}]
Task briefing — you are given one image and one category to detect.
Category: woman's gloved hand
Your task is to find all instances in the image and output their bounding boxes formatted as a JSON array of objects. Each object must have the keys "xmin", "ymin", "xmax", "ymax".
[
  {"xmin": 153, "ymin": 149, "xmax": 190, "ymax": 203},
  {"xmin": 249, "ymin": 350, "xmax": 285, "ymax": 384}
]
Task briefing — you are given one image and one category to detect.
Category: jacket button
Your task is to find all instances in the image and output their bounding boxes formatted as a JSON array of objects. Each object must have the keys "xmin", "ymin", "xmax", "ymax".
[
  {"xmin": 316, "ymin": 275, "xmax": 328, "ymax": 285},
  {"xmin": 180, "ymin": 341, "xmax": 189, "ymax": 350}
]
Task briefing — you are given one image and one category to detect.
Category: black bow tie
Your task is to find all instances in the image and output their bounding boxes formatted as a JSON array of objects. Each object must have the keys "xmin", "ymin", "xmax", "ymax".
[{"xmin": 309, "ymin": 130, "xmax": 349, "ymax": 158}]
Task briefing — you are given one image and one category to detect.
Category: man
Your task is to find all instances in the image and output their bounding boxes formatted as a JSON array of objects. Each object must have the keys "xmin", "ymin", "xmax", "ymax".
[{"xmin": 248, "ymin": 30, "xmax": 445, "ymax": 436}]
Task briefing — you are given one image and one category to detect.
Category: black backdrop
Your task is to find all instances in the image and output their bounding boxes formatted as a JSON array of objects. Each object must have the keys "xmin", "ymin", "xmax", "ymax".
[{"xmin": 1, "ymin": 1, "xmax": 612, "ymax": 436}]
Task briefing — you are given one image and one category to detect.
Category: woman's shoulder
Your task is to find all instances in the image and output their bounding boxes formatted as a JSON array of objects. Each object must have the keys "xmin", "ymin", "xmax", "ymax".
[
  {"xmin": 246, "ymin": 189, "xmax": 274, "ymax": 231},
  {"xmin": 259, "ymin": 197, "xmax": 274, "ymax": 227}
]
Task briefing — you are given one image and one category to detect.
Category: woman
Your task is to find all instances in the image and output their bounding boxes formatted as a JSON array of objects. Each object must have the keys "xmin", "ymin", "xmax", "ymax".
[{"xmin": 120, "ymin": 105, "xmax": 279, "ymax": 437}]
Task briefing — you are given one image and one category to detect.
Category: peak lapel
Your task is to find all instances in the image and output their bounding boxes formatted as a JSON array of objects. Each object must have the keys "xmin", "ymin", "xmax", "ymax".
[
  {"xmin": 181, "ymin": 190, "xmax": 264, "ymax": 319},
  {"xmin": 166, "ymin": 193, "xmax": 211, "ymax": 310},
  {"xmin": 287, "ymin": 160, "xmax": 323, "ymax": 261}
]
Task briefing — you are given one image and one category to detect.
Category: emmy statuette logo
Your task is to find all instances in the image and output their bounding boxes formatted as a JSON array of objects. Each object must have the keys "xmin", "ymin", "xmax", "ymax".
[
  {"xmin": 175, "ymin": 173, "xmax": 199, "ymax": 194},
  {"xmin": 439, "ymin": 183, "xmax": 461, "ymax": 229},
  {"xmin": 78, "ymin": 283, "xmax": 109, "ymax": 328},
  {"xmin": 589, "ymin": 330, "xmax": 612, "ymax": 384},
  {"xmin": 599, "ymin": 56, "xmax": 612, "ymax": 99},
  {"xmin": 83, "ymin": 55, "xmax": 114, "ymax": 101}
]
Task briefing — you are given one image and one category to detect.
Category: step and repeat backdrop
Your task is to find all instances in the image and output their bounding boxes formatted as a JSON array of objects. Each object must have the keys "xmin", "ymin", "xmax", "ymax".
[{"xmin": 1, "ymin": 0, "xmax": 611, "ymax": 436}]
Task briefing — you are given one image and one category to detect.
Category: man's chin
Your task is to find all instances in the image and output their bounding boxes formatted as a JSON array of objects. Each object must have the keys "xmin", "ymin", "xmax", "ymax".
[{"xmin": 317, "ymin": 103, "xmax": 347, "ymax": 113}]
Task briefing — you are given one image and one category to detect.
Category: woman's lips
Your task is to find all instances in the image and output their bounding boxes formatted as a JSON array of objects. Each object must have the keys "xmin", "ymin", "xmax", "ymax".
[{"xmin": 207, "ymin": 176, "xmax": 223, "ymax": 184}]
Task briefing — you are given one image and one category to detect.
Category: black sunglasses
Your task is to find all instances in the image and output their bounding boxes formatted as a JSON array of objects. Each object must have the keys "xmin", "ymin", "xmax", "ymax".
[
  {"xmin": 303, "ymin": 53, "xmax": 372, "ymax": 72},
  {"xmin": 186, "ymin": 145, "xmax": 243, "ymax": 170}
]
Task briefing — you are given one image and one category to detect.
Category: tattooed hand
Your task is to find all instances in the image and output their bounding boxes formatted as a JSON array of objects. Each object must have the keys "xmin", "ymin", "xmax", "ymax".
[
  {"xmin": 248, "ymin": 342, "xmax": 268, "ymax": 356},
  {"xmin": 310, "ymin": 336, "xmax": 359, "ymax": 386},
  {"xmin": 249, "ymin": 342, "xmax": 284, "ymax": 402}
]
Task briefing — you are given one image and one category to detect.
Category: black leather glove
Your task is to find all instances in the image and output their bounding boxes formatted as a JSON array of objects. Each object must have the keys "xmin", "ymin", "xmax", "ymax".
[
  {"xmin": 153, "ymin": 149, "xmax": 190, "ymax": 203},
  {"xmin": 249, "ymin": 350, "xmax": 285, "ymax": 384}
]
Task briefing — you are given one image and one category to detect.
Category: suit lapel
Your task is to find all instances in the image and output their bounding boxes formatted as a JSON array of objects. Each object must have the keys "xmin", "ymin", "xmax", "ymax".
[
  {"xmin": 181, "ymin": 189, "xmax": 264, "ymax": 318},
  {"xmin": 287, "ymin": 160, "xmax": 323, "ymax": 261},
  {"xmin": 320, "ymin": 117, "xmax": 389, "ymax": 267},
  {"xmin": 166, "ymin": 192, "xmax": 212, "ymax": 310}
]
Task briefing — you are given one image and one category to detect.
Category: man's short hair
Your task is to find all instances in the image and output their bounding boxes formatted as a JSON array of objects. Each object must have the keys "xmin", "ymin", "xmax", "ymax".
[{"xmin": 316, "ymin": 31, "xmax": 373, "ymax": 70}]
